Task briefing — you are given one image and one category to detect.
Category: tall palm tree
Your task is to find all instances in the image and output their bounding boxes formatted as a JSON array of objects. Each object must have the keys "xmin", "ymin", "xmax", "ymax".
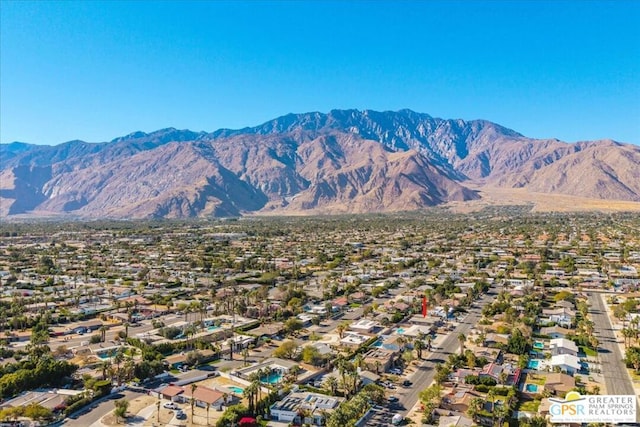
[
  {"xmin": 458, "ymin": 333, "xmax": 466, "ymax": 356},
  {"xmin": 467, "ymin": 397, "xmax": 483, "ymax": 423},
  {"xmin": 425, "ymin": 334, "xmax": 433, "ymax": 351},
  {"xmin": 99, "ymin": 325, "xmax": 108, "ymax": 342},
  {"xmin": 414, "ymin": 340, "xmax": 425, "ymax": 359},
  {"xmin": 191, "ymin": 383, "xmax": 198, "ymax": 417},
  {"xmin": 486, "ymin": 388, "xmax": 496, "ymax": 414},
  {"xmin": 325, "ymin": 376, "xmax": 338, "ymax": 395}
]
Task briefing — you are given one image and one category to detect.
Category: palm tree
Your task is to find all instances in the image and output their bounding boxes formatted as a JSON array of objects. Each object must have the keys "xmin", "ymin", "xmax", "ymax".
[
  {"xmin": 414, "ymin": 339, "xmax": 425, "ymax": 359},
  {"xmin": 458, "ymin": 332, "xmax": 466, "ymax": 356},
  {"xmin": 425, "ymin": 334, "xmax": 433, "ymax": 351},
  {"xmin": 467, "ymin": 397, "xmax": 484, "ymax": 423},
  {"xmin": 499, "ymin": 371, "xmax": 508, "ymax": 386},
  {"xmin": 325, "ymin": 376, "xmax": 338, "ymax": 395},
  {"xmin": 336, "ymin": 322, "xmax": 348, "ymax": 339},
  {"xmin": 190, "ymin": 383, "xmax": 198, "ymax": 417},
  {"xmin": 227, "ymin": 338, "xmax": 234, "ymax": 360},
  {"xmin": 486, "ymin": 388, "xmax": 496, "ymax": 414},
  {"xmin": 100, "ymin": 325, "xmax": 108, "ymax": 342},
  {"xmin": 100, "ymin": 360, "xmax": 112, "ymax": 380},
  {"xmin": 206, "ymin": 402, "xmax": 210, "ymax": 425},
  {"xmin": 113, "ymin": 349, "xmax": 125, "ymax": 384},
  {"xmin": 494, "ymin": 404, "xmax": 510, "ymax": 426}
]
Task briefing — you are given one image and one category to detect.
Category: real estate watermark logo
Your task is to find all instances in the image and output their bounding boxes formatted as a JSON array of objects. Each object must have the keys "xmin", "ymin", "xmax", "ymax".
[{"xmin": 549, "ymin": 391, "xmax": 637, "ymax": 423}]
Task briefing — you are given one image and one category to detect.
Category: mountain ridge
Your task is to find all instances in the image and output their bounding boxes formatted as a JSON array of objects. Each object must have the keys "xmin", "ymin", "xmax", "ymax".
[{"xmin": 1, "ymin": 109, "xmax": 638, "ymax": 218}]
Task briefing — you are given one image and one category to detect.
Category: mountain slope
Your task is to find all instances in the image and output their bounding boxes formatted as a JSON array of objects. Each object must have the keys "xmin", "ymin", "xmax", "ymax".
[{"xmin": 1, "ymin": 109, "xmax": 638, "ymax": 218}]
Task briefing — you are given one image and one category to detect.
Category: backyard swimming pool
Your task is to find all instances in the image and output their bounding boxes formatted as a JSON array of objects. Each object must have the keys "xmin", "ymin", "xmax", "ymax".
[
  {"xmin": 533, "ymin": 341, "xmax": 544, "ymax": 350},
  {"xmin": 527, "ymin": 359, "xmax": 540, "ymax": 369},
  {"xmin": 228, "ymin": 386, "xmax": 244, "ymax": 394},
  {"xmin": 261, "ymin": 371, "xmax": 283, "ymax": 384},
  {"xmin": 525, "ymin": 383, "xmax": 539, "ymax": 393}
]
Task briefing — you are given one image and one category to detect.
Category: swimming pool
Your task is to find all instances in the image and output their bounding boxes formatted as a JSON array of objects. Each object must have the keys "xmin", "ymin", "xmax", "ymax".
[
  {"xmin": 261, "ymin": 371, "xmax": 283, "ymax": 384},
  {"xmin": 533, "ymin": 341, "xmax": 544, "ymax": 350},
  {"xmin": 525, "ymin": 383, "xmax": 539, "ymax": 393},
  {"xmin": 527, "ymin": 360, "xmax": 540, "ymax": 369},
  {"xmin": 228, "ymin": 386, "xmax": 244, "ymax": 394},
  {"xmin": 396, "ymin": 327, "xmax": 405, "ymax": 334},
  {"xmin": 207, "ymin": 325, "xmax": 220, "ymax": 331}
]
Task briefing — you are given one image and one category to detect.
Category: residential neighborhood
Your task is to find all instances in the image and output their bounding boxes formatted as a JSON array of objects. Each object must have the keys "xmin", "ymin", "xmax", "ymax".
[{"xmin": 0, "ymin": 211, "xmax": 639, "ymax": 426}]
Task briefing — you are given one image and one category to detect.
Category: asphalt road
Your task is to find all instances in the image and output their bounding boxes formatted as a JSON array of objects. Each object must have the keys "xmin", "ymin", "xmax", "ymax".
[
  {"xmin": 63, "ymin": 390, "xmax": 146, "ymax": 427},
  {"xmin": 587, "ymin": 292, "xmax": 635, "ymax": 396}
]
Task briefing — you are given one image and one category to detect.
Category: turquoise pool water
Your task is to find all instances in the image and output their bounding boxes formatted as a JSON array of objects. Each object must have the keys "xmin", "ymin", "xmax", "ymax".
[
  {"xmin": 525, "ymin": 384, "xmax": 539, "ymax": 392},
  {"xmin": 97, "ymin": 350, "xmax": 117, "ymax": 359},
  {"xmin": 396, "ymin": 328, "xmax": 405, "ymax": 334},
  {"xmin": 371, "ymin": 339, "xmax": 399, "ymax": 351},
  {"xmin": 527, "ymin": 360, "xmax": 540, "ymax": 369},
  {"xmin": 228, "ymin": 386, "xmax": 244, "ymax": 394},
  {"xmin": 207, "ymin": 325, "xmax": 220, "ymax": 331},
  {"xmin": 261, "ymin": 371, "xmax": 283, "ymax": 384},
  {"xmin": 533, "ymin": 341, "xmax": 544, "ymax": 350}
]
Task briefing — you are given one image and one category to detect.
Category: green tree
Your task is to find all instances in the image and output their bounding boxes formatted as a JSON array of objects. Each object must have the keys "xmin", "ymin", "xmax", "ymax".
[
  {"xmin": 273, "ymin": 340, "xmax": 299, "ymax": 360},
  {"xmin": 114, "ymin": 399, "xmax": 129, "ymax": 423}
]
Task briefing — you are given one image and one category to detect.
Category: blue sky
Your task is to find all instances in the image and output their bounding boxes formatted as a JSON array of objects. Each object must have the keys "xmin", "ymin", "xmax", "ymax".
[{"xmin": 1, "ymin": 0, "xmax": 639, "ymax": 145}]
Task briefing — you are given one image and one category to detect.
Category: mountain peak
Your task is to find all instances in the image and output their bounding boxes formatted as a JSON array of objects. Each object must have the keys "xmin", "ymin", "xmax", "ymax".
[{"xmin": 1, "ymin": 109, "xmax": 638, "ymax": 219}]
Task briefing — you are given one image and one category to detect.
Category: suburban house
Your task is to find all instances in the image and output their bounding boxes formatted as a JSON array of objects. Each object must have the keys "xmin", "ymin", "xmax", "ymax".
[
  {"xmin": 177, "ymin": 385, "xmax": 225, "ymax": 410},
  {"xmin": 550, "ymin": 354, "xmax": 581, "ymax": 375},
  {"xmin": 479, "ymin": 362, "xmax": 504, "ymax": 383},
  {"xmin": 542, "ymin": 308, "xmax": 575, "ymax": 328},
  {"xmin": 438, "ymin": 415, "xmax": 474, "ymax": 427},
  {"xmin": 358, "ymin": 370, "xmax": 380, "ymax": 386},
  {"xmin": 539, "ymin": 325, "xmax": 572, "ymax": 339},
  {"xmin": 549, "ymin": 338, "xmax": 579, "ymax": 357},
  {"xmin": 441, "ymin": 387, "xmax": 482, "ymax": 413},
  {"xmin": 483, "ymin": 333, "xmax": 509, "ymax": 348},
  {"xmin": 543, "ymin": 372, "xmax": 576, "ymax": 397},
  {"xmin": 362, "ymin": 348, "xmax": 397, "ymax": 374},
  {"xmin": 349, "ymin": 319, "xmax": 378, "ymax": 334},
  {"xmin": 159, "ymin": 385, "xmax": 184, "ymax": 402},
  {"xmin": 270, "ymin": 391, "xmax": 345, "ymax": 426}
]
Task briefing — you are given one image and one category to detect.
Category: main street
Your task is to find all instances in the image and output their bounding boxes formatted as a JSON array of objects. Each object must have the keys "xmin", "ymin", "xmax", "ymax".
[{"xmin": 587, "ymin": 292, "xmax": 635, "ymax": 396}]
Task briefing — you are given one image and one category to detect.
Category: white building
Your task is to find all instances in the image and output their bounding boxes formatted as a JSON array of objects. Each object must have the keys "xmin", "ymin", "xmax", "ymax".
[
  {"xmin": 270, "ymin": 391, "xmax": 345, "ymax": 426},
  {"xmin": 550, "ymin": 354, "xmax": 581, "ymax": 375},
  {"xmin": 549, "ymin": 338, "xmax": 579, "ymax": 357}
]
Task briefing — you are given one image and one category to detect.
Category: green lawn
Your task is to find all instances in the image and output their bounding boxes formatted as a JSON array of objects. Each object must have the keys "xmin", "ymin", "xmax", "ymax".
[
  {"xmin": 580, "ymin": 346, "xmax": 598, "ymax": 357},
  {"xmin": 518, "ymin": 400, "xmax": 541, "ymax": 412},
  {"xmin": 526, "ymin": 375, "xmax": 546, "ymax": 386}
]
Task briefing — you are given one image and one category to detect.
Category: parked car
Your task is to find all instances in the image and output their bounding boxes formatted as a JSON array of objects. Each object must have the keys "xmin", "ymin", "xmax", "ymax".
[
  {"xmin": 388, "ymin": 395, "xmax": 399, "ymax": 403},
  {"xmin": 176, "ymin": 411, "xmax": 187, "ymax": 420},
  {"xmin": 163, "ymin": 402, "xmax": 178, "ymax": 410},
  {"xmin": 402, "ymin": 380, "xmax": 412, "ymax": 387},
  {"xmin": 389, "ymin": 368, "xmax": 402, "ymax": 375}
]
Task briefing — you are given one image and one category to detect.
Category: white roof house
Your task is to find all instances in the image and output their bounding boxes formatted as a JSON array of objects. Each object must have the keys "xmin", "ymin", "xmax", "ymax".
[
  {"xmin": 549, "ymin": 338, "xmax": 579, "ymax": 357},
  {"xmin": 550, "ymin": 354, "xmax": 581, "ymax": 375}
]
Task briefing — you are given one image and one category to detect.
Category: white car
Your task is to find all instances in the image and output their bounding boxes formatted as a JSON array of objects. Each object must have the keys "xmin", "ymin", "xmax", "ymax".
[
  {"xmin": 389, "ymin": 368, "xmax": 402, "ymax": 375},
  {"xmin": 163, "ymin": 402, "xmax": 179, "ymax": 410}
]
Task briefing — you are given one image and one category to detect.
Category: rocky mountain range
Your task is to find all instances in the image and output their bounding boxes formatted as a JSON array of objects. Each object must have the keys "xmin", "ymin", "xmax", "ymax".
[{"xmin": 1, "ymin": 109, "xmax": 639, "ymax": 218}]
